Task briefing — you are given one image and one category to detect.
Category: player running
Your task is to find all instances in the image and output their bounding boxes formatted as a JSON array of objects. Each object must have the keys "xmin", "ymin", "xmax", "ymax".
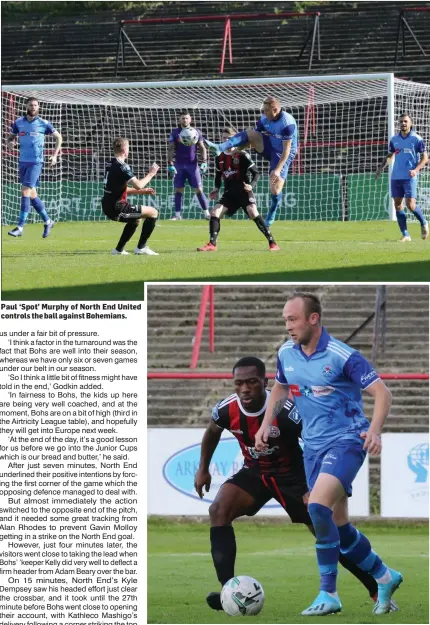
[
  {"xmin": 197, "ymin": 128, "xmax": 279, "ymax": 252},
  {"xmin": 168, "ymin": 110, "xmax": 210, "ymax": 220},
  {"xmin": 204, "ymin": 96, "xmax": 297, "ymax": 226},
  {"xmin": 375, "ymin": 112, "xmax": 429, "ymax": 241},
  {"xmin": 102, "ymin": 137, "xmax": 160, "ymax": 256},
  {"xmin": 7, "ymin": 97, "xmax": 62, "ymax": 238},
  {"xmin": 194, "ymin": 356, "xmax": 397, "ymax": 614},
  {"xmin": 255, "ymin": 293, "xmax": 403, "ymax": 616}
]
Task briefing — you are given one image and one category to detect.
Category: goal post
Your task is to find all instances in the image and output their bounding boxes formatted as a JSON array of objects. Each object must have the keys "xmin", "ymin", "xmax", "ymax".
[{"xmin": 2, "ymin": 73, "xmax": 430, "ymax": 225}]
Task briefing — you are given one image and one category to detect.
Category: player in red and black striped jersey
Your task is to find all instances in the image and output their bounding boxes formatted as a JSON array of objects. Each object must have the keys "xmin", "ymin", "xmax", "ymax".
[
  {"xmin": 101, "ymin": 137, "xmax": 160, "ymax": 256},
  {"xmin": 194, "ymin": 357, "xmax": 382, "ymax": 612},
  {"xmin": 197, "ymin": 128, "xmax": 280, "ymax": 252}
]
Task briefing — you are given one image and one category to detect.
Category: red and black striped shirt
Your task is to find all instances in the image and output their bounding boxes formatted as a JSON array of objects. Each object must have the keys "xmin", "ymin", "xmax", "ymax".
[{"xmin": 212, "ymin": 390, "xmax": 304, "ymax": 476}]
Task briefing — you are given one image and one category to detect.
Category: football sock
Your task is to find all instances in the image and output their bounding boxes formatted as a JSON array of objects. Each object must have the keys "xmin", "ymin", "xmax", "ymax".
[
  {"xmin": 396, "ymin": 209, "xmax": 408, "ymax": 235},
  {"xmin": 210, "ymin": 525, "xmax": 236, "ymax": 585},
  {"xmin": 31, "ymin": 197, "xmax": 50, "ymax": 223},
  {"xmin": 338, "ymin": 552, "xmax": 378, "ymax": 596},
  {"xmin": 253, "ymin": 215, "xmax": 275, "ymax": 244},
  {"xmin": 174, "ymin": 192, "xmax": 183, "ymax": 215},
  {"xmin": 18, "ymin": 196, "xmax": 31, "ymax": 228},
  {"xmin": 338, "ymin": 523, "xmax": 388, "ymax": 580},
  {"xmin": 267, "ymin": 192, "xmax": 283, "ymax": 219},
  {"xmin": 411, "ymin": 206, "xmax": 426, "ymax": 226},
  {"xmin": 209, "ymin": 216, "xmax": 220, "ymax": 245},
  {"xmin": 219, "ymin": 131, "xmax": 249, "ymax": 151},
  {"xmin": 196, "ymin": 191, "xmax": 209, "ymax": 212},
  {"xmin": 116, "ymin": 221, "xmax": 139, "ymax": 252},
  {"xmin": 308, "ymin": 503, "xmax": 339, "ymax": 593},
  {"xmin": 137, "ymin": 217, "xmax": 157, "ymax": 249}
]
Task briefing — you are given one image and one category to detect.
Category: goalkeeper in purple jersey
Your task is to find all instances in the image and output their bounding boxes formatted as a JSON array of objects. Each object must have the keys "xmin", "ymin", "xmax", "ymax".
[
  {"xmin": 7, "ymin": 97, "xmax": 62, "ymax": 238},
  {"xmin": 167, "ymin": 110, "xmax": 210, "ymax": 220},
  {"xmin": 205, "ymin": 96, "xmax": 297, "ymax": 226},
  {"xmin": 376, "ymin": 112, "xmax": 429, "ymax": 241}
]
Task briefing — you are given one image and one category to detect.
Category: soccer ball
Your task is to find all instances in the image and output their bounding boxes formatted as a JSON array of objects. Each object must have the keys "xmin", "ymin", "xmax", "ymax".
[
  {"xmin": 221, "ymin": 576, "xmax": 264, "ymax": 616},
  {"xmin": 180, "ymin": 127, "xmax": 199, "ymax": 146}
]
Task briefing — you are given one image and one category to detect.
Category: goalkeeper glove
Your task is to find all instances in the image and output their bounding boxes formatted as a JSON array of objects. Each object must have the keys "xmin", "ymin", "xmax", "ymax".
[
  {"xmin": 167, "ymin": 164, "xmax": 177, "ymax": 177},
  {"xmin": 199, "ymin": 162, "xmax": 208, "ymax": 175}
]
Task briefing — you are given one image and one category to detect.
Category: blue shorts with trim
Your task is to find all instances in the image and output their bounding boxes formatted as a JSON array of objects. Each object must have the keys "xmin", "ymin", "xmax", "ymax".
[
  {"xmin": 303, "ymin": 438, "xmax": 366, "ymax": 497},
  {"xmin": 391, "ymin": 177, "xmax": 417, "ymax": 199},
  {"xmin": 19, "ymin": 163, "xmax": 43, "ymax": 188},
  {"xmin": 260, "ymin": 134, "xmax": 296, "ymax": 180}
]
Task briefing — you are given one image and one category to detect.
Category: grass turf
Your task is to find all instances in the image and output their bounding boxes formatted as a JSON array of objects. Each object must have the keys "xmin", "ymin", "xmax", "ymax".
[
  {"xmin": 147, "ymin": 519, "xmax": 429, "ymax": 624},
  {"xmin": 2, "ymin": 220, "xmax": 430, "ymax": 299}
]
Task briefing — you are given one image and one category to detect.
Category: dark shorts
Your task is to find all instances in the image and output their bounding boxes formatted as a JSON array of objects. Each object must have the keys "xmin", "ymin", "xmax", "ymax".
[
  {"xmin": 19, "ymin": 163, "xmax": 43, "ymax": 188},
  {"xmin": 219, "ymin": 188, "xmax": 256, "ymax": 216},
  {"xmin": 225, "ymin": 467, "xmax": 310, "ymax": 523},
  {"xmin": 174, "ymin": 162, "xmax": 202, "ymax": 188},
  {"xmin": 260, "ymin": 134, "xmax": 295, "ymax": 180},
  {"xmin": 102, "ymin": 200, "xmax": 141, "ymax": 223},
  {"xmin": 303, "ymin": 437, "xmax": 366, "ymax": 497}
]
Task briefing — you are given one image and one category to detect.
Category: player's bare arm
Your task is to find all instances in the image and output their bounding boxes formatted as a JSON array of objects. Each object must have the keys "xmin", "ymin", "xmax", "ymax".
[
  {"xmin": 375, "ymin": 153, "xmax": 394, "ymax": 180},
  {"xmin": 410, "ymin": 151, "xmax": 429, "ymax": 178},
  {"xmin": 255, "ymin": 381, "xmax": 290, "ymax": 450},
  {"xmin": 271, "ymin": 139, "xmax": 292, "ymax": 182},
  {"xmin": 359, "ymin": 379, "xmax": 392, "ymax": 455},
  {"xmin": 194, "ymin": 420, "xmax": 223, "ymax": 498},
  {"xmin": 129, "ymin": 163, "xmax": 160, "ymax": 190},
  {"xmin": 49, "ymin": 130, "xmax": 63, "ymax": 167}
]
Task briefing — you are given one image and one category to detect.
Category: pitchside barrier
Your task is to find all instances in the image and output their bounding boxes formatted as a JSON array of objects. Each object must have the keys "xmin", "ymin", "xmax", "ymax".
[
  {"xmin": 2, "ymin": 73, "xmax": 430, "ymax": 224},
  {"xmin": 147, "ymin": 372, "xmax": 429, "ymax": 519}
]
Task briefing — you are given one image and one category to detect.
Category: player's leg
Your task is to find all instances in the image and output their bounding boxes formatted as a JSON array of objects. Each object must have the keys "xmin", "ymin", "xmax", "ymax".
[
  {"xmin": 244, "ymin": 196, "xmax": 279, "ymax": 250},
  {"xmin": 197, "ymin": 204, "xmax": 227, "ymax": 251},
  {"xmin": 113, "ymin": 219, "xmax": 141, "ymax": 255},
  {"xmin": 29, "ymin": 185, "xmax": 54, "ymax": 238},
  {"xmin": 265, "ymin": 150, "xmax": 291, "ymax": 227},
  {"xmin": 187, "ymin": 163, "xmax": 210, "ymax": 219},
  {"xmin": 134, "ymin": 206, "xmax": 159, "ymax": 255},
  {"xmin": 392, "ymin": 180, "xmax": 411, "ymax": 241},
  {"xmin": 404, "ymin": 177, "xmax": 428, "ymax": 239},
  {"xmin": 172, "ymin": 186, "xmax": 184, "ymax": 220},
  {"xmin": 334, "ymin": 496, "xmax": 402, "ymax": 615},
  {"xmin": 205, "ymin": 128, "xmax": 265, "ymax": 155},
  {"xmin": 9, "ymin": 164, "xmax": 43, "ymax": 237}
]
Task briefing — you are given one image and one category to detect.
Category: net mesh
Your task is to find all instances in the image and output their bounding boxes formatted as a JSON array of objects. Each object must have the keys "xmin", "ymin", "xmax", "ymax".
[{"xmin": 2, "ymin": 75, "xmax": 429, "ymax": 224}]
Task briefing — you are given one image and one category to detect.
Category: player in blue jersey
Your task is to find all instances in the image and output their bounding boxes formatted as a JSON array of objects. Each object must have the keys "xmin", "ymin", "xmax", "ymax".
[
  {"xmin": 375, "ymin": 112, "xmax": 429, "ymax": 241},
  {"xmin": 168, "ymin": 110, "xmax": 210, "ymax": 220},
  {"xmin": 255, "ymin": 293, "xmax": 403, "ymax": 617},
  {"xmin": 205, "ymin": 96, "xmax": 297, "ymax": 226},
  {"xmin": 7, "ymin": 97, "xmax": 62, "ymax": 238}
]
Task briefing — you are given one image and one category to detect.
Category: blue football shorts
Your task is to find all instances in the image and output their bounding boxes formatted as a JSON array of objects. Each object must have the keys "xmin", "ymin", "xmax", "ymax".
[
  {"xmin": 391, "ymin": 177, "xmax": 418, "ymax": 199},
  {"xmin": 303, "ymin": 437, "xmax": 366, "ymax": 497},
  {"xmin": 19, "ymin": 163, "xmax": 43, "ymax": 188},
  {"xmin": 260, "ymin": 134, "xmax": 296, "ymax": 180}
]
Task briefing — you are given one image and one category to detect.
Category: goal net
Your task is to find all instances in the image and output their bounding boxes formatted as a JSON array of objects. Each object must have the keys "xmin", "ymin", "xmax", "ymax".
[{"xmin": 2, "ymin": 74, "xmax": 430, "ymax": 225}]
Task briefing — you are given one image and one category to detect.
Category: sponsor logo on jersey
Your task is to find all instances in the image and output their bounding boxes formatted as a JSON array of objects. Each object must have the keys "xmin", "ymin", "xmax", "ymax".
[
  {"xmin": 311, "ymin": 385, "xmax": 335, "ymax": 397},
  {"xmin": 223, "ymin": 169, "xmax": 236, "ymax": 178},
  {"xmin": 247, "ymin": 445, "xmax": 280, "ymax": 459},
  {"xmin": 290, "ymin": 384, "xmax": 302, "ymax": 397},
  {"xmin": 285, "ymin": 366, "xmax": 295, "ymax": 372},
  {"xmin": 404, "ymin": 148, "xmax": 413, "ymax": 154},
  {"xmin": 268, "ymin": 425, "xmax": 280, "ymax": 438}
]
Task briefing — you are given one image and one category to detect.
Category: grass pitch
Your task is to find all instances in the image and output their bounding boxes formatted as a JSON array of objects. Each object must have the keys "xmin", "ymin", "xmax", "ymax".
[
  {"xmin": 147, "ymin": 518, "xmax": 429, "ymax": 624},
  {"xmin": 2, "ymin": 220, "xmax": 430, "ymax": 299}
]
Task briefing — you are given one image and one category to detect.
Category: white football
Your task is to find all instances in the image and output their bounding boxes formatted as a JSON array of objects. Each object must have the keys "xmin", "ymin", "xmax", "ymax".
[
  {"xmin": 180, "ymin": 127, "xmax": 199, "ymax": 146},
  {"xmin": 221, "ymin": 576, "xmax": 265, "ymax": 616}
]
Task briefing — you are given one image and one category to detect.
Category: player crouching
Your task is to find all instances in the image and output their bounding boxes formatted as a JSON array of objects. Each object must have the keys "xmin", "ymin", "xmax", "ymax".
[
  {"xmin": 102, "ymin": 137, "xmax": 160, "ymax": 256},
  {"xmin": 197, "ymin": 128, "xmax": 280, "ymax": 252}
]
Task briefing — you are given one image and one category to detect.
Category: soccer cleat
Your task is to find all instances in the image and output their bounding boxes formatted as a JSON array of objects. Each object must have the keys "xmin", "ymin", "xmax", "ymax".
[
  {"xmin": 111, "ymin": 249, "xmax": 129, "ymax": 255},
  {"xmin": 43, "ymin": 220, "xmax": 55, "ymax": 238},
  {"xmin": 373, "ymin": 569, "xmax": 403, "ymax": 615},
  {"xmin": 134, "ymin": 246, "xmax": 159, "ymax": 255},
  {"xmin": 371, "ymin": 594, "xmax": 399, "ymax": 612},
  {"xmin": 206, "ymin": 591, "xmax": 222, "ymax": 611},
  {"xmin": 400, "ymin": 235, "xmax": 411, "ymax": 242},
  {"xmin": 170, "ymin": 215, "xmax": 182, "ymax": 220},
  {"xmin": 301, "ymin": 591, "xmax": 342, "ymax": 616},
  {"xmin": 197, "ymin": 242, "xmax": 217, "ymax": 252},
  {"xmin": 204, "ymin": 139, "xmax": 221, "ymax": 155},
  {"xmin": 8, "ymin": 227, "xmax": 22, "ymax": 237},
  {"xmin": 269, "ymin": 243, "xmax": 280, "ymax": 251},
  {"xmin": 421, "ymin": 223, "xmax": 429, "ymax": 240}
]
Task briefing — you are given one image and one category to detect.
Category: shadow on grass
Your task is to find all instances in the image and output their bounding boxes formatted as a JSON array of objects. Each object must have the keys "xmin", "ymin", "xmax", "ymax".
[{"xmin": 2, "ymin": 260, "xmax": 430, "ymax": 300}]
